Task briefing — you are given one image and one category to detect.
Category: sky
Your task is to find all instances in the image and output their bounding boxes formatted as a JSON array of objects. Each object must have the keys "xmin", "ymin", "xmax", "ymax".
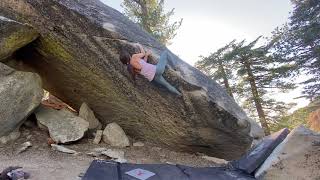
[
  {"xmin": 100, "ymin": 0, "xmax": 309, "ymax": 110},
  {"xmin": 102, "ymin": 0, "xmax": 292, "ymax": 64}
]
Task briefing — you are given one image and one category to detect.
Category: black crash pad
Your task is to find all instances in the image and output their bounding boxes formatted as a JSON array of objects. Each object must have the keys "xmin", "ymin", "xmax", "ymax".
[
  {"xmin": 229, "ymin": 128, "xmax": 290, "ymax": 174},
  {"xmin": 82, "ymin": 160, "xmax": 256, "ymax": 180}
]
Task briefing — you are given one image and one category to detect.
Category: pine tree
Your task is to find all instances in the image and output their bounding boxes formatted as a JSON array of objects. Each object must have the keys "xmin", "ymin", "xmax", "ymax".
[
  {"xmin": 122, "ymin": 0, "xmax": 182, "ymax": 45},
  {"xmin": 197, "ymin": 38, "xmax": 296, "ymax": 135},
  {"xmin": 196, "ymin": 40, "xmax": 237, "ymax": 98},
  {"xmin": 233, "ymin": 37, "xmax": 295, "ymax": 135},
  {"xmin": 271, "ymin": 0, "xmax": 320, "ymax": 100},
  {"xmin": 235, "ymin": 38, "xmax": 272, "ymax": 135}
]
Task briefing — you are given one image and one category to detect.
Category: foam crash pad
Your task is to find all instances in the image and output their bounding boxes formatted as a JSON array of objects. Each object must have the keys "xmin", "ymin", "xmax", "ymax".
[
  {"xmin": 82, "ymin": 160, "xmax": 256, "ymax": 180},
  {"xmin": 229, "ymin": 128, "xmax": 290, "ymax": 174}
]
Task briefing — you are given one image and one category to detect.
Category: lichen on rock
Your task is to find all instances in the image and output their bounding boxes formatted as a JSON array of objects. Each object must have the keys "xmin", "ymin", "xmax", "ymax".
[{"xmin": 0, "ymin": 17, "xmax": 38, "ymax": 61}]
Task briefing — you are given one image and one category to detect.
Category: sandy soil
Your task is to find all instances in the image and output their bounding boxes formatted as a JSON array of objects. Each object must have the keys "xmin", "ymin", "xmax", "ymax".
[{"xmin": 0, "ymin": 127, "xmax": 220, "ymax": 180}]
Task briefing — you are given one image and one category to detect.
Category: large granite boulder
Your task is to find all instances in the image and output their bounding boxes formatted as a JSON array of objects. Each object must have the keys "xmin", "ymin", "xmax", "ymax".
[
  {"xmin": 0, "ymin": 62, "xmax": 43, "ymax": 138},
  {"xmin": 0, "ymin": 0, "xmax": 261, "ymax": 159},
  {"xmin": 255, "ymin": 126, "xmax": 320, "ymax": 180}
]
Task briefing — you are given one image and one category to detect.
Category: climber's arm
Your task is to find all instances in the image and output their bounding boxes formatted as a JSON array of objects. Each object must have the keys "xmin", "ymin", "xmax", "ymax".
[
  {"xmin": 132, "ymin": 53, "xmax": 145, "ymax": 60},
  {"xmin": 136, "ymin": 43, "xmax": 145, "ymax": 55},
  {"xmin": 131, "ymin": 43, "xmax": 146, "ymax": 60},
  {"xmin": 143, "ymin": 50, "xmax": 152, "ymax": 61}
]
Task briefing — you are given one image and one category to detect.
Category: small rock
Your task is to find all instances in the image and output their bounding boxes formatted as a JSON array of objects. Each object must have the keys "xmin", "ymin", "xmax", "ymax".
[
  {"xmin": 17, "ymin": 142, "xmax": 32, "ymax": 154},
  {"xmin": 92, "ymin": 147, "xmax": 108, "ymax": 152},
  {"xmin": 160, "ymin": 158, "xmax": 167, "ymax": 163},
  {"xmin": 102, "ymin": 123, "xmax": 130, "ymax": 147},
  {"xmin": 26, "ymin": 135, "xmax": 32, "ymax": 140},
  {"xmin": 133, "ymin": 142, "xmax": 144, "ymax": 147},
  {"xmin": 201, "ymin": 156, "xmax": 228, "ymax": 164},
  {"xmin": 114, "ymin": 158, "xmax": 127, "ymax": 163},
  {"xmin": 166, "ymin": 162, "xmax": 176, "ymax": 165},
  {"xmin": 86, "ymin": 147, "xmax": 109, "ymax": 157},
  {"xmin": 47, "ymin": 138, "xmax": 56, "ymax": 146},
  {"xmin": 93, "ymin": 130, "xmax": 103, "ymax": 144},
  {"xmin": 21, "ymin": 130, "xmax": 31, "ymax": 136},
  {"xmin": 151, "ymin": 147, "xmax": 162, "ymax": 151},
  {"xmin": 86, "ymin": 152, "xmax": 102, "ymax": 157},
  {"xmin": 51, "ymin": 144, "xmax": 77, "ymax": 154},
  {"xmin": 101, "ymin": 149, "xmax": 125, "ymax": 160},
  {"xmin": 78, "ymin": 172, "xmax": 85, "ymax": 178},
  {"xmin": 0, "ymin": 130, "xmax": 21, "ymax": 144},
  {"xmin": 251, "ymin": 139, "xmax": 262, "ymax": 147},
  {"xmin": 79, "ymin": 103, "xmax": 102, "ymax": 132}
]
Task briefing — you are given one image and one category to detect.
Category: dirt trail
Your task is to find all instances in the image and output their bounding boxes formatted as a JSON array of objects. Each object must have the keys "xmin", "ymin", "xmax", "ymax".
[{"xmin": 0, "ymin": 127, "xmax": 219, "ymax": 180}]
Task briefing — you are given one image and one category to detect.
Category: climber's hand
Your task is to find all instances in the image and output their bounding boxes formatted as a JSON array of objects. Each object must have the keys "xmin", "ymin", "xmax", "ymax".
[
  {"xmin": 145, "ymin": 50, "xmax": 152, "ymax": 56},
  {"xmin": 135, "ymin": 43, "xmax": 145, "ymax": 55},
  {"xmin": 144, "ymin": 50, "xmax": 152, "ymax": 61}
]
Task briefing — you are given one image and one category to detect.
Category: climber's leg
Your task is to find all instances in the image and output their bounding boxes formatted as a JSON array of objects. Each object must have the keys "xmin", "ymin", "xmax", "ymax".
[
  {"xmin": 153, "ymin": 75, "xmax": 181, "ymax": 96},
  {"xmin": 155, "ymin": 50, "xmax": 169, "ymax": 76}
]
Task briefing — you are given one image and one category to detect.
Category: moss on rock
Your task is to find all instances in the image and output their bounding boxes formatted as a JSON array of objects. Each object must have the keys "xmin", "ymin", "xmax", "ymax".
[
  {"xmin": 0, "ymin": 20, "xmax": 38, "ymax": 61},
  {"xmin": 35, "ymin": 36, "xmax": 73, "ymax": 62}
]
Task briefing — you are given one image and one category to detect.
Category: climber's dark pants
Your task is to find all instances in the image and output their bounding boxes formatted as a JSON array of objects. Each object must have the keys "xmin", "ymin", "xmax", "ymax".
[{"xmin": 152, "ymin": 50, "xmax": 181, "ymax": 95}]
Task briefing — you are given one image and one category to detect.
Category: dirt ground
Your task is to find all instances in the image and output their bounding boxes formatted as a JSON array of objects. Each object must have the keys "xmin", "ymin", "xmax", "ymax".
[{"xmin": 0, "ymin": 127, "xmax": 221, "ymax": 180}]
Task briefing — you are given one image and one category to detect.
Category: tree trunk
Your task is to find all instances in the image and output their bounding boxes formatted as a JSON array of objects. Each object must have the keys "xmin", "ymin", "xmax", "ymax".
[
  {"xmin": 218, "ymin": 60, "xmax": 234, "ymax": 99},
  {"xmin": 134, "ymin": 0, "xmax": 151, "ymax": 33},
  {"xmin": 243, "ymin": 59, "xmax": 271, "ymax": 135}
]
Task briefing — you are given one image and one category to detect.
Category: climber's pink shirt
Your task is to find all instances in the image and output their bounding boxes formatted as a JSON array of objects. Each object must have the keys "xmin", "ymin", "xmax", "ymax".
[{"xmin": 138, "ymin": 59, "xmax": 156, "ymax": 81}]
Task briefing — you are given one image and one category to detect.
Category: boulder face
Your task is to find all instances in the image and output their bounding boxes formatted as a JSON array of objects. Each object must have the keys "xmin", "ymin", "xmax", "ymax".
[
  {"xmin": 0, "ymin": 63, "xmax": 43, "ymax": 138},
  {"xmin": 255, "ymin": 126, "xmax": 320, "ymax": 180},
  {"xmin": 0, "ymin": 0, "xmax": 260, "ymax": 159}
]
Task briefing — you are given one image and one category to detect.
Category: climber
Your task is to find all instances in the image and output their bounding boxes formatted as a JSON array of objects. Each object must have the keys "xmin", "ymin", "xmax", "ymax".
[{"xmin": 119, "ymin": 43, "xmax": 181, "ymax": 96}]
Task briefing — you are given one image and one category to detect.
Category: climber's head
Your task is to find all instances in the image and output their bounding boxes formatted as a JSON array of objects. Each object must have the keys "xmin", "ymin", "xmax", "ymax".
[{"xmin": 119, "ymin": 49, "xmax": 131, "ymax": 65}]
